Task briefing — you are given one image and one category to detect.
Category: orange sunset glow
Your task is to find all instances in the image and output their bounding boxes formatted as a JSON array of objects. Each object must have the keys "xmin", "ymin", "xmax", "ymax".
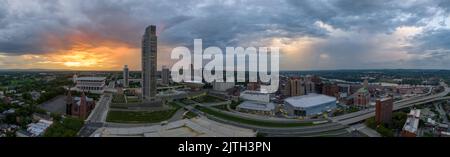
[{"xmin": 0, "ymin": 31, "xmax": 144, "ymax": 71}]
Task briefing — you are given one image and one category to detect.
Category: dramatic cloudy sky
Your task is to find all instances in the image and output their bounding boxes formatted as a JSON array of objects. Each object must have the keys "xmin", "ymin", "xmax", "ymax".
[{"xmin": 1, "ymin": 0, "xmax": 450, "ymax": 70}]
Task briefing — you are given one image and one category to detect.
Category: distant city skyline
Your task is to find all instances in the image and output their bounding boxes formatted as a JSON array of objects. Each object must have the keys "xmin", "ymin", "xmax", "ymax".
[{"xmin": 1, "ymin": 0, "xmax": 450, "ymax": 71}]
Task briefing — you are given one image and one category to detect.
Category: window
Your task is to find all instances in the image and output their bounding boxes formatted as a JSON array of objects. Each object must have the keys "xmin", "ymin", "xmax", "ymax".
[{"xmin": 294, "ymin": 110, "xmax": 306, "ymax": 117}]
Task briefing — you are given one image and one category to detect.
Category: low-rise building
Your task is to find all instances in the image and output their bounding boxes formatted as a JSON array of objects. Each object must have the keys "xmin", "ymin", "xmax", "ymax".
[
  {"xmin": 66, "ymin": 92, "xmax": 96, "ymax": 119},
  {"xmin": 15, "ymin": 130, "xmax": 32, "ymax": 137},
  {"xmin": 240, "ymin": 90, "xmax": 271, "ymax": 103},
  {"xmin": 284, "ymin": 93, "xmax": 336, "ymax": 117},
  {"xmin": 212, "ymin": 81, "xmax": 235, "ymax": 92},
  {"xmin": 27, "ymin": 119, "xmax": 53, "ymax": 137},
  {"xmin": 236, "ymin": 101, "xmax": 275, "ymax": 116},
  {"xmin": 184, "ymin": 81, "xmax": 204, "ymax": 91},
  {"xmin": 354, "ymin": 87, "xmax": 370, "ymax": 108},
  {"xmin": 29, "ymin": 91, "xmax": 41, "ymax": 101},
  {"xmin": 73, "ymin": 77, "xmax": 106, "ymax": 94},
  {"xmin": 401, "ymin": 109, "xmax": 420, "ymax": 137}
]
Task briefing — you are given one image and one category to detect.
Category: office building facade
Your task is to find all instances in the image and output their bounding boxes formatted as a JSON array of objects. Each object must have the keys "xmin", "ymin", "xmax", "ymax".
[
  {"xmin": 123, "ymin": 65, "xmax": 129, "ymax": 87},
  {"xmin": 142, "ymin": 25, "xmax": 157, "ymax": 101},
  {"xmin": 375, "ymin": 98, "xmax": 393, "ymax": 125},
  {"xmin": 161, "ymin": 65, "xmax": 170, "ymax": 85}
]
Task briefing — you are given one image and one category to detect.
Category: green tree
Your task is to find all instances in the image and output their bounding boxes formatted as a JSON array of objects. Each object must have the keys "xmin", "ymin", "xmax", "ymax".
[
  {"xmin": 376, "ymin": 125, "xmax": 394, "ymax": 137},
  {"xmin": 22, "ymin": 93, "xmax": 32, "ymax": 101},
  {"xmin": 43, "ymin": 117, "xmax": 84, "ymax": 137},
  {"xmin": 391, "ymin": 112, "xmax": 407, "ymax": 129}
]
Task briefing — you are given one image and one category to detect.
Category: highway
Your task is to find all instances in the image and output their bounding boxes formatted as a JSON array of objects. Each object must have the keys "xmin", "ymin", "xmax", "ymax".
[
  {"xmin": 194, "ymin": 82, "xmax": 450, "ymax": 136},
  {"xmin": 175, "ymin": 101, "xmax": 352, "ymax": 137},
  {"xmin": 80, "ymin": 82, "xmax": 449, "ymax": 137},
  {"xmin": 331, "ymin": 83, "xmax": 450, "ymax": 125}
]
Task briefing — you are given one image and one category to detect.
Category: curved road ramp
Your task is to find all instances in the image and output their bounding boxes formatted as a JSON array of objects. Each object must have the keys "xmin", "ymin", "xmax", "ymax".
[{"xmin": 90, "ymin": 117, "xmax": 256, "ymax": 137}]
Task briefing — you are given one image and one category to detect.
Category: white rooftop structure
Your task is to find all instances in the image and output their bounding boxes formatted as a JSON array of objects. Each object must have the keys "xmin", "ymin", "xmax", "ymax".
[
  {"xmin": 91, "ymin": 117, "xmax": 256, "ymax": 137},
  {"xmin": 238, "ymin": 101, "xmax": 275, "ymax": 112},
  {"xmin": 27, "ymin": 119, "xmax": 53, "ymax": 137},
  {"xmin": 403, "ymin": 109, "xmax": 420, "ymax": 134},
  {"xmin": 73, "ymin": 76, "xmax": 107, "ymax": 94},
  {"xmin": 240, "ymin": 90, "xmax": 271, "ymax": 103},
  {"xmin": 285, "ymin": 93, "xmax": 336, "ymax": 108},
  {"xmin": 284, "ymin": 93, "xmax": 337, "ymax": 117},
  {"xmin": 76, "ymin": 77, "xmax": 107, "ymax": 81}
]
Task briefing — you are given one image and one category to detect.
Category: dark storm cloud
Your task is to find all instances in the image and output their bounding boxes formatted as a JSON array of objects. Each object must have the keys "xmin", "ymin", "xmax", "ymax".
[
  {"xmin": 413, "ymin": 29, "xmax": 450, "ymax": 52},
  {"xmin": 401, "ymin": 28, "xmax": 450, "ymax": 68},
  {"xmin": 1, "ymin": 0, "xmax": 450, "ymax": 69},
  {"xmin": 0, "ymin": 0, "xmax": 329, "ymax": 55},
  {"xmin": 287, "ymin": 0, "xmax": 436, "ymax": 33}
]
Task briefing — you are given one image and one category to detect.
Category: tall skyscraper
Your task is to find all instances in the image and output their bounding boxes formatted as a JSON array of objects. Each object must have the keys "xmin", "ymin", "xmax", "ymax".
[
  {"xmin": 142, "ymin": 25, "xmax": 157, "ymax": 101},
  {"xmin": 123, "ymin": 65, "xmax": 129, "ymax": 88},
  {"xmin": 161, "ymin": 65, "xmax": 170, "ymax": 85}
]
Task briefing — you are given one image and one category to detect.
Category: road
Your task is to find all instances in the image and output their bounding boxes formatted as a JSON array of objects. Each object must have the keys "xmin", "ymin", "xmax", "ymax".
[
  {"xmin": 81, "ymin": 82, "xmax": 449, "ymax": 137},
  {"xmin": 331, "ymin": 83, "xmax": 450, "ymax": 125},
  {"xmin": 175, "ymin": 101, "xmax": 352, "ymax": 137},
  {"xmin": 86, "ymin": 93, "xmax": 112, "ymax": 123},
  {"xmin": 436, "ymin": 104, "xmax": 449, "ymax": 124},
  {"xmin": 189, "ymin": 82, "xmax": 450, "ymax": 136},
  {"xmin": 349, "ymin": 123, "xmax": 381, "ymax": 137},
  {"xmin": 78, "ymin": 93, "xmax": 112, "ymax": 137}
]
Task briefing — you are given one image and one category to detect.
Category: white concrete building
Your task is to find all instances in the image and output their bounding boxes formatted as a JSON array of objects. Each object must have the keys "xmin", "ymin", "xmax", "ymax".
[
  {"xmin": 284, "ymin": 93, "xmax": 337, "ymax": 117},
  {"xmin": 240, "ymin": 90, "xmax": 271, "ymax": 103},
  {"xmin": 74, "ymin": 77, "xmax": 106, "ymax": 94},
  {"xmin": 237, "ymin": 101, "xmax": 275, "ymax": 116}
]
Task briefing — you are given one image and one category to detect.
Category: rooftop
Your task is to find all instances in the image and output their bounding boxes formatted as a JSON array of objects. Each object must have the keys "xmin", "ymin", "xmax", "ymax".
[
  {"xmin": 238, "ymin": 101, "xmax": 275, "ymax": 111},
  {"xmin": 403, "ymin": 109, "xmax": 420, "ymax": 134},
  {"xmin": 357, "ymin": 87, "xmax": 368, "ymax": 93},
  {"xmin": 285, "ymin": 93, "xmax": 336, "ymax": 108},
  {"xmin": 27, "ymin": 119, "xmax": 53, "ymax": 137},
  {"xmin": 76, "ymin": 77, "xmax": 106, "ymax": 81},
  {"xmin": 241, "ymin": 90, "xmax": 270, "ymax": 96}
]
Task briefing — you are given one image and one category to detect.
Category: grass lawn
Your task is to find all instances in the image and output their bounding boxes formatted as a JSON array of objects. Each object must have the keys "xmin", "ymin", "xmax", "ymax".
[
  {"xmin": 213, "ymin": 105, "xmax": 229, "ymax": 111},
  {"xmin": 106, "ymin": 109, "xmax": 178, "ymax": 123},
  {"xmin": 126, "ymin": 97, "xmax": 141, "ymax": 103},
  {"xmin": 183, "ymin": 111, "xmax": 198, "ymax": 119},
  {"xmin": 195, "ymin": 106, "xmax": 315, "ymax": 127},
  {"xmin": 112, "ymin": 94, "xmax": 126, "ymax": 103},
  {"xmin": 44, "ymin": 117, "xmax": 84, "ymax": 137},
  {"xmin": 230, "ymin": 100, "xmax": 243, "ymax": 110}
]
